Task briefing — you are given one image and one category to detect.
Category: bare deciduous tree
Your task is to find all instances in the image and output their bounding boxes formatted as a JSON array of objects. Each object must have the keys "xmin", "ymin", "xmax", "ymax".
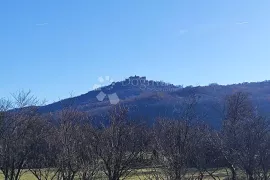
[
  {"xmin": 190, "ymin": 123, "xmax": 223, "ymax": 180},
  {"xmin": 54, "ymin": 107, "xmax": 87, "ymax": 180},
  {"xmin": 27, "ymin": 116, "xmax": 59, "ymax": 180},
  {"xmin": 0, "ymin": 91, "xmax": 44, "ymax": 180},
  {"xmin": 92, "ymin": 106, "xmax": 145, "ymax": 180},
  {"xmin": 216, "ymin": 92, "xmax": 270, "ymax": 180},
  {"xmin": 152, "ymin": 95, "xmax": 200, "ymax": 180},
  {"xmin": 76, "ymin": 121, "xmax": 100, "ymax": 180}
]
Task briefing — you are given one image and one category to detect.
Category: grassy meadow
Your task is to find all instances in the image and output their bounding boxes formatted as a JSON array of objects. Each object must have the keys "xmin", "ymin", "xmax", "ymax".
[{"xmin": 0, "ymin": 168, "xmax": 232, "ymax": 180}]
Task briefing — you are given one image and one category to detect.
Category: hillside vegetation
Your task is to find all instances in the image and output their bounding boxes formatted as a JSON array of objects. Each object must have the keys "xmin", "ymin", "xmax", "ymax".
[{"xmin": 1, "ymin": 90, "xmax": 270, "ymax": 180}]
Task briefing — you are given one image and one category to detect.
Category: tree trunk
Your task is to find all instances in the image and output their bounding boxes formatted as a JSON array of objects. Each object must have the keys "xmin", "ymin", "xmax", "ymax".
[
  {"xmin": 246, "ymin": 171, "xmax": 254, "ymax": 180},
  {"xmin": 229, "ymin": 165, "xmax": 236, "ymax": 180},
  {"xmin": 198, "ymin": 172, "xmax": 204, "ymax": 180}
]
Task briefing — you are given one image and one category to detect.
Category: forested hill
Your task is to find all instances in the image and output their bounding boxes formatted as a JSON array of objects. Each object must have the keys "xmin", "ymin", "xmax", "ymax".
[{"xmin": 39, "ymin": 76, "xmax": 270, "ymax": 128}]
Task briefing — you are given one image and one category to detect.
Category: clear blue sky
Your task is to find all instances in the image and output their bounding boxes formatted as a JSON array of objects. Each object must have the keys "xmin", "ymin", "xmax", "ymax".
[{"xmin": 1, "ymin": 0, "xmax": 270, "ymax": 103}]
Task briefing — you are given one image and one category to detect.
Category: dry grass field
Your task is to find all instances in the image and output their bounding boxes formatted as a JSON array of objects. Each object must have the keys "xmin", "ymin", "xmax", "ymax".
[{"xmin": 0, "ymin": 168, "xmax": 231, "ymax": 180}]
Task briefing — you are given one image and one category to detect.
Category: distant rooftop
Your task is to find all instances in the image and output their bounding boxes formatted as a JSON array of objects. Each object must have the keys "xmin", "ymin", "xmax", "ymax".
[{"xmin": 128, "ymin": 75, "xmax": 146, "ymax": 80}]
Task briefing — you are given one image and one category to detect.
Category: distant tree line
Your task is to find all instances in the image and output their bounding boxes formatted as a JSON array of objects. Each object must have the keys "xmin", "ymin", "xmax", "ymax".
[{"xmin": 0, "ymin": 91, "xmax": 270, "ymax": 180}]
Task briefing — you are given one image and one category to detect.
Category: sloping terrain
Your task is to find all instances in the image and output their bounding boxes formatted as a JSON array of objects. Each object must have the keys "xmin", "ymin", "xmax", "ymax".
[{"xmin": 39, "ymin": 77, "xmax": 270, "ymax": 128}]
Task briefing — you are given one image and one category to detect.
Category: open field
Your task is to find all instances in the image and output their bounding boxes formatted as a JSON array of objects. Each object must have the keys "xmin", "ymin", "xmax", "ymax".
[{"xmin": 0, "ymin": 168, "xmax": 232, "ymax": 180}]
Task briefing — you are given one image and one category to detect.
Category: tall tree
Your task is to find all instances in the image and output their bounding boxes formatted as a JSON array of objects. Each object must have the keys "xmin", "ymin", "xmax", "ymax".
[
  {"xmin": 93, "ymin": 106, "xmax": 145, "ymax": 180},
  {"xmin": 0, "ymin": 91, "xmax": 44, "ymax": 180}
]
